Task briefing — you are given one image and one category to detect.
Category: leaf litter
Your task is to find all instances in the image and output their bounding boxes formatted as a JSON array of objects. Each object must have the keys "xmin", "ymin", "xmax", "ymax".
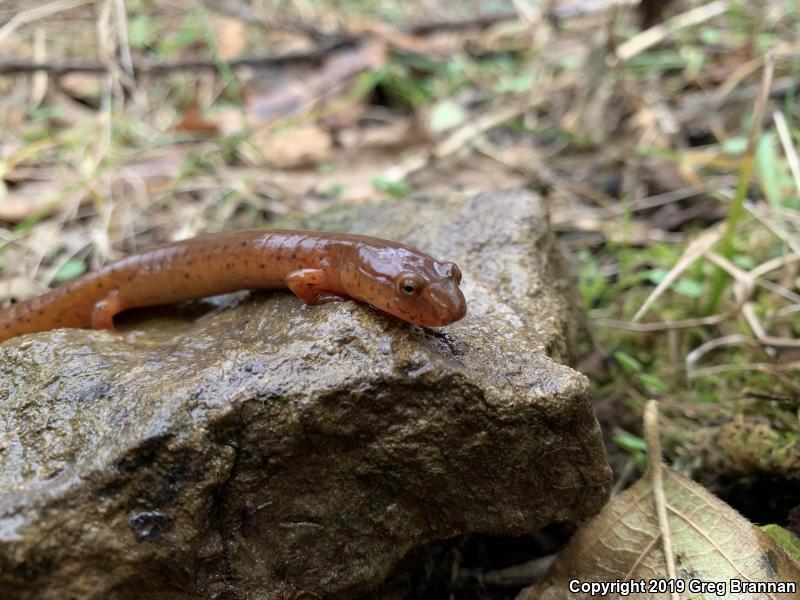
[{"xmin": 519, "ymin": 401, "xmax": 800, "ymax": 600}]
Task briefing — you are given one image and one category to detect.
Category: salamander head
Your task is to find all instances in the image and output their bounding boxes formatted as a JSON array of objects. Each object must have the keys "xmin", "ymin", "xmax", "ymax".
[{"xmin": 342, "ymin": 244, "xmax": 467, "ymax": 327}]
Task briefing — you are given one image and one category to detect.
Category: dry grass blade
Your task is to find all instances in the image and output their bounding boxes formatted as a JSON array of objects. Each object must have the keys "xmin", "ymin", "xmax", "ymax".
[
  {"xmin": 0, "ymin": 0, "xmax": 93, "ymax": 44},
  {"xmin": 745, "ymin": 203, "xmax": 800, "ymax": 257},
  {"xmin": 706, "ymin": 251, "xmax": 800, "ymax": 348},
  {"xmin": 613, "ymin": 0, "xmax": 730, "ymax": 63},
  {"xmin": 704, "ymin": 252, "xmax": 754, "ymax": 302},
  {"xmin": 686, "ymin": 334, "xmax": 756, "ymax": 374},
  {"xmin": 749, "ymin": 252, "xmax": 800, "ymax": 279},
  {"xmin": 772, "ymin": 111, "xmax": 800, "ymax": 196},
  {"xmin": 690, "ymin": 361, "xmax": 800, "ymax": 378},
  {"xmin": 716, "ymin": 41, "xmax": 800, "ymax": 100},
  {"xmin": 632, "ymin": 224, "xmax": 723, "ymax": 322},
  {"xmin": 644, "ymin": 401, "xmax": 679, "ymax": 600}
]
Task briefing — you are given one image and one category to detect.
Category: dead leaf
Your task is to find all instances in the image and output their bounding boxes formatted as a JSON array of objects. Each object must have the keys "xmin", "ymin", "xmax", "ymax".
[
  {"xmin": 520, "ymin": 467, "xmax": 800, "ymax": 598},
  {"xmin": 519, "ymin": 402, "xmax": 800, "ymax": 600},
  {"xmin": 253, "ymin": 123, "xmax": 332, "ymax": 168},
  {"xmin": 337, "ymin": 115, "xmax": 426, "ymax": 150},
  {"xmin": 0, "ymin": 277, "xmax": 44, "ymax": 302},
  {"xmin": 215, "ymin": 105, "xmax": 248, "ymax": 135},
  {"xmin": 427, "ymin": 99, "xmax": 468, "ymax": 135},
  {"xmin": 212, "ymin": 15, "xmax": 248, "ymax": 60},
  {"xmin": 174, "ymin": 102, "xmax": 220, "ymax": 135},
  {"xmin": 59, "ymin": 72, "xmax": 103, "ymax": 105},
  {"xmin": 0, "ymin": 178, "xmax": 81, "ymax": 222},
  {"xmin": 244, "ymin": 39, "xmax": 387, "ymax": 128}
]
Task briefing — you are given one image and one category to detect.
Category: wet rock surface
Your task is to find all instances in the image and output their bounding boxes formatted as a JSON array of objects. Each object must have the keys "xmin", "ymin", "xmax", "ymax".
[{"xmin": 0, "ymin": 189, "xmax": 611, "ymax": 600}]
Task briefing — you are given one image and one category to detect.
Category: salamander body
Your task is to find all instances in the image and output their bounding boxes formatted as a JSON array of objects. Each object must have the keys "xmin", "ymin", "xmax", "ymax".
[{"xmin": 0, "ymin": 230, "xmax": 467, "ymax": 343}]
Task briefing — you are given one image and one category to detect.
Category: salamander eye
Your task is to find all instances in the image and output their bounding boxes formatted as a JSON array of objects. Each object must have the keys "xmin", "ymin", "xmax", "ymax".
[{"xmin": 396, "ymin": 274, "xmax": 423, "ymax": 297}]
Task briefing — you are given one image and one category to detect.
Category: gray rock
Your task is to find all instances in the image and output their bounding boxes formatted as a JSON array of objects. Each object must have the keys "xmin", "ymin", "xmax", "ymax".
[{"xmin": 0, "ymin": 189, "xmax": 611, "ymax": 600}]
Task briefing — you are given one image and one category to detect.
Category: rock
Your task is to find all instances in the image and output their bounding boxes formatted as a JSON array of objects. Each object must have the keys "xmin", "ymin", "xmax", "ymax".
[{"xmin": 0, "ymin": 189, "xmax": 611, "ymax": 600}]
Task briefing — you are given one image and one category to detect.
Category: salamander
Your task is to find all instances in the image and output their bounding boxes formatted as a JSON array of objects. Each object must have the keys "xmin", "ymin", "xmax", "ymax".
[{"xmin": 0, "ymin": 230, "xmax": 467, "ymax": 343}]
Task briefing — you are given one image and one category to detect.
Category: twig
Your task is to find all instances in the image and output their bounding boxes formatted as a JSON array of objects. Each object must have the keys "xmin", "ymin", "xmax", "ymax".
[
  {"xmin": 0, "ymin": 1, "xmax": 640, "ymax": 78},
  {"xmin": 0, "ymin": 40, "xmax": 356, "ymax": 76},
  {"xmin": 404, "ymin": 1, "xmax": 639, "ymax": 35},
  {"xmin": 607, "ymin": 183, "xmax": 715, "ymax": 216},
  {"xmin": 203, "ymin": 2, "xmax": 522, "ymax": 37},
  {"xmin": 689, "ymin": 361, "xmax": 800, "ymax": 378},
  {"xmin": 643, "ymin": 401, "xmax": 679, "ymax": 600},
  {"xmin": 404, "ymin": 9, "xmax": 518, "ymax": 34},
  {"xmin": 596, "ymin": 312, "xmax": 733, "ymax": 332},
  {"xmin": 201, "ymin": 0, "xmax": 331, "ymax": 40}
]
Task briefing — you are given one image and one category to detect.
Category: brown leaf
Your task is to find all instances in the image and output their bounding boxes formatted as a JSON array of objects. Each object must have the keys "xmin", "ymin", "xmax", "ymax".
[
  {"xmin": 244, "ymin": 39, "xmax": 387, "ymax": 128},
  {"xmin": 337, "ymin": 116, "xmax": 427, "ymax": 150},
  {"xmin": 519, "ymin": 464, "xmax": 800, "ymax": 599},
  {"xmin": 212, "ymin": 15, "xmax": 248, "ymax": 60},
  {"xmin": 59, "ymin": 72, "xmax": 103, "ymax": 105},
  {"xmin": 253, "ymin": 123, "xmax": 332, "ymax": 168},
  {"xmin": 174, "ymin": 103, "xmax": 220, "ymax": 135},
  {"xmin": 0, "ymin": 178, "xmax": 80, "ymax": 222},
  {"xmin": 0, "ymin": 277, "xmax": 43, "ymax": 302}
]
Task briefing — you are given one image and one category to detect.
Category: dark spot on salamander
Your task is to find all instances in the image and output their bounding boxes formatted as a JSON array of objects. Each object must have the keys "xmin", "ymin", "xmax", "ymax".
[
  {"xmin": 240, "ymin": 241, "xmax": 247, "ymax": 248},
  {"xmin": 184, "ymin": 273, "xmax": 190, "ymax": 279},
  {"xmin": 223, "ymin": 244, "xmax": 230, "ymax": 250}
]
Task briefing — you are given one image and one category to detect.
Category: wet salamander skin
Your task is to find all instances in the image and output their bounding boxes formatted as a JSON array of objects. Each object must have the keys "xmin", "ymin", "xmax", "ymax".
[{"xmin": 0, "ymin": 230, "xmax": 467, "ymax": 343}]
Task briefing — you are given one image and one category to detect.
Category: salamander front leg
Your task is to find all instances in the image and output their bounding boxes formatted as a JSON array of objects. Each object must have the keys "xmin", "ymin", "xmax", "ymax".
[
  {"xmin": 91, "ymin": 290, "xmax": 124, "ymax": 330},
  {"xmin": 286, "ymin": 269, "xmax": 346, "ymax": 305}
]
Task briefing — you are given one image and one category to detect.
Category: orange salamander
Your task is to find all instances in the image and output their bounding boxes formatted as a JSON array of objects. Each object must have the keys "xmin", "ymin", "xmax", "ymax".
[{"xmin": 0, "ymin": 230, "xmax": 467, "ymax": 343}]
